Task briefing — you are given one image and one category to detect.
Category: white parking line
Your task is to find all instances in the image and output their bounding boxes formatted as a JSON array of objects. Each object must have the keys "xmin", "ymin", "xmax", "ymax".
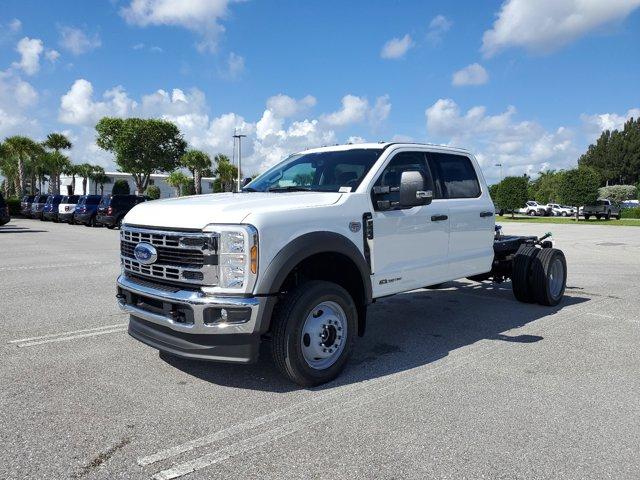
[
  {"xmin": 144, "ymin": 291, "xmax": 626, "ymax": 479},
  {"xmin": 0, "ymin": 261, "xmax": 113, "ymax": 272},
  {"xmin": 8, "ymin": 323, "xmax": 127, "ymax": 347}
]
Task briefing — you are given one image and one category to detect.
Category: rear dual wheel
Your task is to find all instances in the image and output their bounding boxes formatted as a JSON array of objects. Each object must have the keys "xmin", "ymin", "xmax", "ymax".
[{"xmin": 512, "ymin": 246, "xmax": 566, "ymax": 306}]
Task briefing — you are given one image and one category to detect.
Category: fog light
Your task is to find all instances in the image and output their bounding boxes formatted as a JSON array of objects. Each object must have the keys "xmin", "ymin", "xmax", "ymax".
[{"xmin": 203, "ymin": 307, "xmax": 251, "ymax": 325}]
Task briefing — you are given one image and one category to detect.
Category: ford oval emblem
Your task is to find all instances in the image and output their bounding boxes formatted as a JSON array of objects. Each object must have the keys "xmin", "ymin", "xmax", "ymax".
[{"xmin": 134, "ymin": 242, "xmax": 158, "ymax": 265}]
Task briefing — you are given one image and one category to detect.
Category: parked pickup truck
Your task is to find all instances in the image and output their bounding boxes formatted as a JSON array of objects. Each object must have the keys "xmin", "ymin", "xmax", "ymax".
[
  {"xmin": 116, "ymin": 143, "xmax": 567, "ymax": 386},
  {"xmin": 582, "ymin": 199, "xmax": 621, "ymax": 220}
]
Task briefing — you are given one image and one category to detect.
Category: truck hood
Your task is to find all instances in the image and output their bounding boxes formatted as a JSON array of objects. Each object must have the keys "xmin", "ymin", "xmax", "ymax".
[{"xmin": 124, "ymin": 191, "xmax": 343, "ymax": 230}]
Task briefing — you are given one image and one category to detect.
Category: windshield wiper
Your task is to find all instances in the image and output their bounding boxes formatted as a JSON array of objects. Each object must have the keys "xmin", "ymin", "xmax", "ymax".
[
  {"xmin": 267, "ymin": 186, "xmax": 313, "ymax": 192},
  {"xmin": 241, "ymin": 187, "xmax": 259, "ymax": 192}
]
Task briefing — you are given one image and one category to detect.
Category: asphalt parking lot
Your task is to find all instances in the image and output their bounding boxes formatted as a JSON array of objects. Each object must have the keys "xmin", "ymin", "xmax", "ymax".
[{"xmin": 1, "ymin": 218, "xmax": 639, "ymax": 479}]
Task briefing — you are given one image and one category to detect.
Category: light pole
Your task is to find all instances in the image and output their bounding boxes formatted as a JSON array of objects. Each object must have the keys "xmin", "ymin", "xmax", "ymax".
[
  {"xmin": 233, "ymin": 131, "xmax": 246, "ymax": 192},
  {"xmin": 495, "ymin": 163, "xmax": 503, "ymax": 181}
]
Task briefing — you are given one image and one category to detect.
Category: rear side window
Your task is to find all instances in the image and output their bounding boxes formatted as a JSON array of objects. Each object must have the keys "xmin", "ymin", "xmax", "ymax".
[
  {"xmin": 99, "ymin": 196, "xmax": 111, "ymax": 207},
  {"xmin": 429, "ymin": 153, "xmax": 481, "ymax": 199}
]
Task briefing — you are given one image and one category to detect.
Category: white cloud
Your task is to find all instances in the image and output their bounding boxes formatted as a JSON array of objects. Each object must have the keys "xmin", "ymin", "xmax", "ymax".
[
  {"xmin": 482, "ymin": 0, "xmax": 640, "ymax": 57},
  {"xmin": 9, "ymin": 19, "xmax": 22, "ymax": 33},
  {"xmin": 120, "ymin": 0, "xmax": 239, "ymax": 52},
  {"xmin": 0, "ymin": 70, "xmax": 40, "ymax": 138},
  {"xmin": 426, "ymin": 98, "xmax": 579, "ymax": 181},
  {"xmin": 58, "ymin": 26, "xmax": 101, "ymax": 55},
  {"xmin": 380, "ymin": 34, "xmax": 413, "ymax": 59},
  {"xmin": 426, "ymin": 15, "xmax": 452, "ymax": 44},
  {"xmin": 12, "ymin": 37, "xmax": 44, "ymax": 75},
  {"xmin": 132, "ymin": 42, "xmax": 145, "ymax": 50},
  {"xmin": 266, "ymin": 94, "xmax": 316, "ymax": 118},
  {"xmin": 221, "ymin": 52, "xmax": 244, "ymax": 79},
  {"xmin": 369, "ymin": 95, "xmax": 391, "ymax": 125},
  {"xmin": 580, "ymin": 108, "xmax": 640, "ymax": 139},
  {"xmin": 452, "ymin": 63, "xmax": 489, "ymax": 86},
  {"xmin": 321, "ymin": 94, "xmax": 391, "ymax": 128},
  {"xmin": 45, "ymin": 49, "xmax": 61, "ymax": 63},
  {"xmin": 59, "ymin": 79, "xmax": 137, "ymax": 125}
]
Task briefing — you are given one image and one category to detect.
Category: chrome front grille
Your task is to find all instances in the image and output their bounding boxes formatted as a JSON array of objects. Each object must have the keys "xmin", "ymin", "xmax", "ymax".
[{"xmin": 120, "ymin": 226, "xmax": 218, "ymax": 286}]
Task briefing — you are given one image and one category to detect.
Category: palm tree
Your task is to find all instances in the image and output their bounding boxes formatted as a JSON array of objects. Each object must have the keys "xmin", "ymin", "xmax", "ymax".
[
  {"xmin": 214, "ymin": 154, "xmax": 238, "ymax": 192},
  {"xmin": 3, "ymin": 136, "xmax": 43, "ymax": 196},
  {"xmin": 44, "ymin": 151, "xmax": 71, "ymax": 194},
  {"xmin": 42, "ymin": 133, "xmax": 73, "ymax": 194},
  {"xmin": 89, "ymin": 166, "xmax": 110, "ymax": 195},
  {"xmin": 166, "ymin": 171, "xmax": 190, "ymax": 197},
  {"xmin": 181, "ymin": 150, "xmax": 212, "ymax": 195},
  {"xmin": 76, "ymin": 163, "xmax": 94, "ymax": 195},
  {"xmin": 0, "ymin": 143, "xmax": 18, "ymax": 198},
  {"xmin": 63, "ymin": 163, "xmax": 82, "ymax": 195}
]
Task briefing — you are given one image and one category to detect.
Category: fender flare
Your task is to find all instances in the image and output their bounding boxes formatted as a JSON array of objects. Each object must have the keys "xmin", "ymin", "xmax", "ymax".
[{"xmin": 255, "ymin": 231, "xmax": 372, "ymax": 305}]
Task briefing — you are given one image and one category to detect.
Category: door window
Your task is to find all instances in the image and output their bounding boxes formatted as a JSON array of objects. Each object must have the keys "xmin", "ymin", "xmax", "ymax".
[
  {"xmin": 429, "ymin": 153, "xmax": 481, "ymax": 198},
  {"xmin": 372, "ymin": 151, "xmax": 433, "ymax": 209}
]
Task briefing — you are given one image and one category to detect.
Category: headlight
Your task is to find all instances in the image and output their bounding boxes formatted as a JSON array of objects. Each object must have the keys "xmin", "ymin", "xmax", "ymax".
[{"xmin": 202, "ymin": 224, "xmax": 258, "ymax": 294}]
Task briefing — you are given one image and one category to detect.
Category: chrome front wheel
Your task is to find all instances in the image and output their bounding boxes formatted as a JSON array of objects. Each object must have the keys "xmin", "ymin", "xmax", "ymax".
[{"xmin": 301, "ymin": 301, "xmax": 347, "ymax": 370}]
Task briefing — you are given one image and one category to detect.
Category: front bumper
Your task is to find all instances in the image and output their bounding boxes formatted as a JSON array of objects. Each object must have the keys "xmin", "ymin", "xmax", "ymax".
[{"xmin": 116, "ymin": 274, "xmax": 269, "ymax": 363}]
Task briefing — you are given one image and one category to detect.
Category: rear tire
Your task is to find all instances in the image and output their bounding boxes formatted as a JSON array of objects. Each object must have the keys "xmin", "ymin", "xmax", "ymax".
[
  {"xmin": 271, "ymin": 280, "xmax": 357, "ymax": 387},
  {"xmin": 89, "ymin": 215, "xmax": 96, "ymax": 227},
  {"xmin": 584, "ymin": 215, "xmax": 591, "ymax": 220},
  {"xmin": 528, "ymin": 210, "xmax": 536, "ymax": 216},
  {"xmin": 531, "ymin": 248, "xmax": 566, "ymax": 306},
  {"xmin": 511, "ymin": 245, "xmax": 539, "ymax": 303}
]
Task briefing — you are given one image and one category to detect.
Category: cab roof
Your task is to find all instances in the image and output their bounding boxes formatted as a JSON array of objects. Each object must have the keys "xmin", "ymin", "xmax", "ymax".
[{"xmin": 299, "ymin": 142, "xmax": 471, "ymax": 156}]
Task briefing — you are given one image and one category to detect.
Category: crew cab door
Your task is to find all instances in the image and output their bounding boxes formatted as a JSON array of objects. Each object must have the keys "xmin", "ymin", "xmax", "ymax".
[
  {"xmin": 368, "ymin": 150, "xmax": 450, "ymax": 297},
  {"xmin": 427, "ymin": 152, "xmax": 494, "ymax": 279}
]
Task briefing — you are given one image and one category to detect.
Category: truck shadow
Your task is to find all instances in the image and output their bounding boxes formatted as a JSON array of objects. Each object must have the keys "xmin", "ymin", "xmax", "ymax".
[{"xmin": 161, "ymin": 280, "xmax": 589, "ymax": 392}]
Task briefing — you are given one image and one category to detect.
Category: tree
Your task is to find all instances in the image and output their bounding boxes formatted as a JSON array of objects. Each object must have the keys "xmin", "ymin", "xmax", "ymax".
[
  {"xmin": 597, "ymin": 185, "xmax": 636, "ymax": 203},
  {"xmin": 495, "ymin": 176, "xmax": 529, "ymax": 218},
  {"xmin": 488, "ymin": 183, "xmax": 499, "ymax": 200},
  {"xmin": 166, "ymin": 171, "xmax": 190, "ymax": 197},
  {"xmin": 0, "ymin": 142, "xmax": 18, "ymax": 198},
  {"xmin": 64, "ymin": 163, "xmax": 82, "ymax": 195},
  {"xmin": 44, "ymin": 151, "xmax": 71, "ymax": 194},
  {"xmin": 95, "ymin": 117, "xmax": 187, "ymax": 194},
  {"xmin": 90, "ymin": 166, "xmax": 111, "ymax": 195},
  {"xmin": 144, "ymin": 185, "xmax": 161, "ymax": 200},
  {"xmin": 579, "ymin": 117, "xmax": 640, "ymax": 185},
  {"xmin": 558, "ymin": 167, "xmax": 600, "ymax": 220},
  {"xmin": 3, "ymin": 136, "xmax": 43, "ymax": 195},
  {"xmin": 529, "ymin": 170, "xmax": 564, "ymax": 204},
  {"xmin": 214, "ymin": 154, "xmax": 237, "ymax": 192},
  {"xmin": 112, "ymin": 179, "xmax": 131, "ymax": 195},
  {"xmin": 76, "ymin": 163, "xmax": 95, "ymax": 195},
  {"xmin": 181, "ymin": 150, "xmax": 211, "ymax": 194},
  {"xmin": 42, "ymin": 133, "xmax": 72, "ymax": 194}
]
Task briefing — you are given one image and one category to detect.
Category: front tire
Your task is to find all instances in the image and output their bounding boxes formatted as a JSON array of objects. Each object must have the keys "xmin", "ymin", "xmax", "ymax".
[{"xmin": 271, "ymin": 280, "xmax": 357, "ymax": 387}]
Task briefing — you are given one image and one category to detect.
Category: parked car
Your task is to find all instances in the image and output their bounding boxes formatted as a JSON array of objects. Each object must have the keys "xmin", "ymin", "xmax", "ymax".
[
  {"xmin": 20, "ymin": 195, "xmax": 35, "ymax": 217},
  {"xmin": 57, "ymin": 195, "xmax": 81, "ymax": 223},
  {"xmin": 582, "ymin": 199, "xmax": 621, "ymax": 220},
  {"xmin": 117, "ymin": 142, "xmax": 568, "ymax": 386},
  {"xmin": 546, "ymin": 203, "xmax": 575, "ymax": 217},
  {"xmin": 42, "ymin": 195, "xmax": 64, "ymax": 221},
  {"xmin": 73, "ymin": 195, "xmax": 103, "ymax": 226},
  {"xmin": 518, "ymin": 201, "xmax": 550, "ymax": 216},
  {"xmin": 96, "ymin": 194, "xmax": 147, "ymax": 229},
  {"xmin": 0, "ymin": 193, "xmax": 10, "ymax": 226},
  {"xmin": 30, "ymin": 194, "xmax": 49, "ymax": 220}
]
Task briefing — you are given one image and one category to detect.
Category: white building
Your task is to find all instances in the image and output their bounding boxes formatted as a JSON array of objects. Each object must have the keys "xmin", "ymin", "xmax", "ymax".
[{"xmin": 58, "ymin": 172, "xmax": 217, "ymax": 198}]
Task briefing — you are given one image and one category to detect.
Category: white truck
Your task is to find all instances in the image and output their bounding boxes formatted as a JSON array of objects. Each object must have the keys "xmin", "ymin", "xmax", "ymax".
[
  {"xmin": 518, "ymin": 201, "xmax": 550, "ymax": 216},
  {"xmin": 116, "ymin": 143, "xmax": 567, "ymax": 386}
]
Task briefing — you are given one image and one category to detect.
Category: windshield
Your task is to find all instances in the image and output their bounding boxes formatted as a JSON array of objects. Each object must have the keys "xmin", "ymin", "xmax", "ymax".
[{"xmin": 244, "ymin": 148, "xmax": 383, "ymax": 193}]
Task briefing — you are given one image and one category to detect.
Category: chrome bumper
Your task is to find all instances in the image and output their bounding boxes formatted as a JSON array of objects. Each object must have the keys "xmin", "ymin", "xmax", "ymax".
[{"xmin": 116, "ymin": 274, "xmax": 266, "ymax": 335}]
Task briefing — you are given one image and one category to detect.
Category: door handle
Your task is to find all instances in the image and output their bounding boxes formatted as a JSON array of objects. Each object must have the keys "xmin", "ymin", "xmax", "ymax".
[
  {"xmin": 431, "ymin": 214, "xmax": 448, "ymax": 222},
  {"xmin": 480, "ymin": 211, "xmax": 494, "ymax": 217}
]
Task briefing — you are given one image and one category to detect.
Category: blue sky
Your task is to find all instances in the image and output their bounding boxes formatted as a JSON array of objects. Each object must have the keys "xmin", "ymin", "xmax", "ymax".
[{"xmin": 1, "ymin": 0, "xmax": 639, "ymax": 183}]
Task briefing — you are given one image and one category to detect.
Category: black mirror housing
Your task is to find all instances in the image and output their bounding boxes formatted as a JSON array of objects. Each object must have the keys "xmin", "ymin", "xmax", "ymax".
[
  {"xmin": 241, "ymin": 177, "xmax": 252, "ymax": 187},
  {"xmin": 399, "ymin": 170, "xmax": 432, "ymax": 207}
]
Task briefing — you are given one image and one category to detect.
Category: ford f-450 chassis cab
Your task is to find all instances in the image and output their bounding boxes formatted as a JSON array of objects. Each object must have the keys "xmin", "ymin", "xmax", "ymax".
[{"xmin": 116, "ymin": 143, "xmax": 567, "ymax": 386}]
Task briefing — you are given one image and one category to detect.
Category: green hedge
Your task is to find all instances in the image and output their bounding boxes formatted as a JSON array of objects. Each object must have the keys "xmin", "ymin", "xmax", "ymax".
[
  {"xmin": 6, "ymin": 197, "xmax": 21, "ymax": 215},
  {"xmin": 621, "ymin": 207, "xmax": 640, "ymax": 219}
]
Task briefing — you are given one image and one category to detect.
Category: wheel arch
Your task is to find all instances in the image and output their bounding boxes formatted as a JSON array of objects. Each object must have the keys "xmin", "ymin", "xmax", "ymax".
[{"xmin": 255, "ymin": 231, "xmax": 372, "ymax": 336}]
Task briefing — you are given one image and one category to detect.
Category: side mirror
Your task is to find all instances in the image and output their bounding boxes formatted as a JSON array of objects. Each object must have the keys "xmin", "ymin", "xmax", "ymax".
[
  {"xmin": 241, "ymin": 177, "xmax": 252, "ymax": 188},
  {"xmin": 399, "ymin": 170, "xmax": 432, "ymax": 207}
]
